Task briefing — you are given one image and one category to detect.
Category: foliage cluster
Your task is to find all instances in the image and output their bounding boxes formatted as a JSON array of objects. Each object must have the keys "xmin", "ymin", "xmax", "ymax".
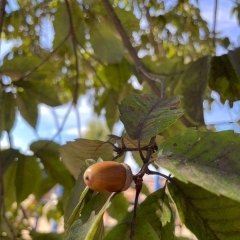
[{"xmin": 1, "ymin": 0, "xmax": 240, "ymax": 239}]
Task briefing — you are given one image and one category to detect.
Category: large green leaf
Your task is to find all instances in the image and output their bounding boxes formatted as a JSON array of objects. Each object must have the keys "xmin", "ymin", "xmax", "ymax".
[
  {"xmin": 114, "ymin": 8, "xmax": 139, "ymax": 36},
  {"xmin": 119, "ymin": 94, "xmax": 184, "ymax": 140},
  {"xmin": 157, "ymin": 129, "xmax": 240, "ymax": 202},
  {"xmin": 60, "ymin": 139, "xmax": 114, "ymax": 179},
  {"xmin": 107, "ymin": 192, "xmax": 129, "ymax": 222},
  {"xmin": 169, "ymin": 179, "xmax": 240, "ymax": 240},
  {"xmin": 98, "ymin": 58, "xmax": 132, "ymax": 91},
  {"xmin": 33, "ymin": 176, "xmax": 57, "ymax": 200},
  {"xmin": 15, "ymin": 155, "xmax": 42, "ymax": 203},
  {"xmin": 29, "ymin": 232, "xmax": 64, "ymax": 240},
  {"xmin": 1, "ymin": 148, "xmax": 20, "ymax": 174},
  {"xmin": 53, "ymin": 1, "xmax": 85, "ymax": 53},
  {"xmin": 64, "ymin": 160, "xmax": 95, "ymax": 229},
  {"xmin": 103, "ymin": 217, "xmax": 159, "ymax": 240},
  {"xmin": 0, "ymin": 92, "xmax": 16, "ymax": 133},
  {"xmin": 137, "ymin": 186, "xmax": 175, "ymax": 239},
  {"xmin": 30, "ymin": 140, "xmax": 74, "ymax": 190},
  {"xmin": 16, "ymin": 89, "xmax": 38, "ymax": 128},
  {"xmin": 0, "ymin": 56, "xmax": 54, "ymax": 81},
  {"xmin": 65, "ymin": 193, "xmax": 112, "ymax": 240},
  {"xmin": 209, "ymin": 48, "xmax": 240, "ymax": 102},
  {"xmin": 104, "ymin": 187, "xmax": 174, "ymax": 240},
  {"xmin": 3, "ymin": 152, "xmax": 44, "ymax": 206},
  {"xmin": 180, "ymin": 56, "xmax": 209, "ymax": 125},
  {"xmin": 90, "ymin": 22, "xmax": 124, "ymax": 64},
  {"xmin": 3, "ymin": 160, "xmax": 17, "ymax": 210},
  {"xmin": 14, "ymin": 80, "xmax": 61, "ymax": 107}
]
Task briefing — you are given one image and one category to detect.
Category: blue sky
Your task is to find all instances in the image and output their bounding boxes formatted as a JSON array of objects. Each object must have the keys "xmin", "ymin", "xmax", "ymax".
[{"xmin": 1, "ymin": 0, "xmax": 240, "ymax": 153}]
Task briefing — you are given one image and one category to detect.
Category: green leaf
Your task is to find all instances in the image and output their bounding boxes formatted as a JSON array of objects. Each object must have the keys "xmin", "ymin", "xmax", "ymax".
[
  {"xmin": 0, "ymin": 56, "xmax": 54, "ymax": 81},
  {"xmin": 16, "ymin": 89, "xmax": 38, "ymax": 128},
  {"xmin": 157, "ymin": 129, "xmax": 240, "ymax": 202},
  {"xmin": 60, "ymin": 139, "xmax": 114, "ymax": 179},
  {"xmin": 228, "ymin": 47, "xmax": 240, "ymax": 80},
  {"xmin": 90, "ymin": 22, "xmax": 124, "ymax": 64},
  {"xmin": 209, "ymin": 50, "xmax": 240, "ymax": 102},
  {"xmin": 64, "ymin": 161, "xmax": 95, "ymax": 229},
  {"xmin": 30, "ymin": 140, "xmax": 74, "ymax": 190},
  {"xmin": 137, "ymin": 186, "xmax": 175, "ymax": 239},
  {"xmin": 168, "ymin": 179, "xmax": 240, "ymax": 240},
  {"xmin": 114, "ymin": 8, "xmax": 139, "ymax": 36},
  {"xmin": 3, "ymin": 161, "xmax": 17, "ymax": 209},
  {"xmin": 119, "ymin": 94, "xmax": 184, "ymax": 140},
  {"xmin": 29, "ymin": 232, "xmax": 64, "ymax": 240},
  {"xmin": 14, "ymin": 80, "xmax": 61, "ymax": 107},
  {"xmin": 33, "ymin": 176, "xmax": 57, "ymax": 200},
  {"xmin": 98, "ymin": 58, "xmax": 132, "ymax": 92},
  {"xmin": 15, "ymin": 155, "xmax": 42, "ymax": 203},
  {"xmin": 180, "ymin": 56, "xmax": 209, "ymax": 125},
  {"xmin": 107, "ymin": 192, "xmax": 129, "ymax": 222},
  {"xmin": 53, "ymin": 2, "xmax": 85, "ymax": 53},
  {"xmin": 65, "ymin": 193, "xmax": 113, "ymax": 240},
  {"xmin": 1, "ymin": 148, "xmax": 20, "ymax": 174},
  {"xmin": 103, "ymin": 217, "xmax": 159, "ymax": 240},
  {"xmin": 0, "ymin": 92, "xmax": 16, "ymax": 133}
]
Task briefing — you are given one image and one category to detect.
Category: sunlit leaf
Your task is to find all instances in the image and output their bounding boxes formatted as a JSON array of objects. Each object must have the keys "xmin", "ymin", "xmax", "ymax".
[
  {"xmin": 119, "ymin": 94, "xmax": 184, "ymax": 140},
  {"xmin": 157, "ymin": 129, "xmax": 240, "ymax": 202},
  {"xmin": 209, "ymin": 49, "xmax": 240, "ymax": 102},
  {"xmin": 64, "ymin": 160, "xmax": 95, "ymax": 230},
  {"xmin": 29, "ymin": 232, "xmax": 64, "ymax": 240},
  {"xmin": 98, "ymin": 58, "xmax": 132, "ymax": 91},
  {"xmin": 0, "ymin": 92, "xmax": 16, "ymax": 133},
  {"xmin": 14, "ymin": 80, "xmax": 61, "ymax": 107},
  {"xmin": 114, "ymin": 8, "xmax": 139, "ymax": 36},
  {"xmin": 137, "ymin": 186, "xmax": 175, "ymax": 239},
  {"xmin": 90, "ymin": 22, "xmax": 124, "ymax": 64},
  {"xmin": 0, "ymin": 56, "xmax": 54, "ymax": 81},
  {"xmin": 103, "ymin": 217, "xmax": 159, "ymax": 240},
  {"xmin": 169, "ymin": 179, "xmax": 240, "ymax": 239},
  {"xmin": 16, "ymin": 89, "xmax": 38, "ymax": 128},
  {"xmin": 60, "ymin": 139, "xmax": 114, "ymax": 179},
  {"xmin": 30, "ymin": 140, "xmax": 75, "ymax": 190},
  {"xmin": 1, "ymin": 148, "xmax": 20, "ymax": 174},
  {"xmin": 107, "ymin": 192, "xmax": 129, "ymax": 222},
  {"xmin": 180, "ymin": 56, "xmax": 209, "ymax": 125},
  {"xmin": 65, "ymin": 193, "xmax": 113, "ymax": 240},
  {"xmin": 15, "ymin": 155, "xmax": 42, "ymax": 203}
]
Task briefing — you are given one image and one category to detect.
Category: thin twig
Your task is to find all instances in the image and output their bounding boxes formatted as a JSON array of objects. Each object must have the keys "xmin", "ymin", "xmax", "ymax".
[
  {"xmin": 74, "ymin": 104, "xmax": 81, "ymax": 137},
  {"xmin": 81, "ymin": 56, "xmax": 118, "ymax": 105},
  {"xmin": 34, "ymin": 102, "xmax": 73, "ymax": 155},
  {"xmin": 65, "ymin": 0, "xmax": 80, "ymax": 105},
  {"xmin": 212, "ymin": 0, "xmax": 218, "ymax": 49},
  {"xmin": 0, "ymin": 0, "xmax": 6, "ymax": 57},
  {"xmin": 17, "ymin": 33, "xmax": 70, "ymax": 81},
  {"xmin": 100, "ymin": 0, "xmax": 164, "ymax": 98},
  {"xmin": 130, "ymin": 182, "xmax": 142, "ymax": 240},
  {"xmin": 51, "ymin": 108, "xmax": 62, "ymax": 144},
  {"xmin": 0, "ymin": 147, "xmax": 3, "ymax": 216}
]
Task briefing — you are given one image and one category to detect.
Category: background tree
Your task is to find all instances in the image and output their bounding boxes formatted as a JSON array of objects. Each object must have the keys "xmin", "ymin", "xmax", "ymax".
[{"xmin": 1, "ymin": 0, "xmax": 240, "ymax": 239}]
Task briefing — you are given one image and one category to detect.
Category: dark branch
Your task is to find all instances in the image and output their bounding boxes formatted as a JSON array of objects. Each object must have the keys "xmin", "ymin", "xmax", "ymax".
[
  {"xmin": 0, "ymin": 0, "xmax": 6, "ymax": 40},
  {"xmin": 212, "ymin": 0, "xmax": 218, "ymax": 49},
  {"xmin": 65, "ymin": 0, "xmax": 80, "ymax": 105},
  {"xmin": 101, "ymin": 0, "xmax": 165, "ymax": 98}
]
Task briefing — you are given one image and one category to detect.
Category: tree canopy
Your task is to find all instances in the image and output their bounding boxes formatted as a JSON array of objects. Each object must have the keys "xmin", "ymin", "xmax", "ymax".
[{"xmin": 1, "ymin": 0, "xmax": 240, "ymax": 239}]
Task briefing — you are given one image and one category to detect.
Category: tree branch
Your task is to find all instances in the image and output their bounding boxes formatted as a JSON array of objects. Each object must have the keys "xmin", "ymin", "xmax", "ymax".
[
  {"xmin": 65, "ymin": 0, "xmax": 80, "ymax": 105},
  {"xmin": 101, "ymin": 0, "xmax": 165, "ymax": 99},
  {"xmin": 17, "ymin": 33, "xmax": 70, "ymax": 81},
  {"xmin": 0, "ymin": 0, "xmax": 6, "ymax": 39},
  {"xmin": 212, "ymin": 0, "xmax": 218, "ymax": 49}
]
